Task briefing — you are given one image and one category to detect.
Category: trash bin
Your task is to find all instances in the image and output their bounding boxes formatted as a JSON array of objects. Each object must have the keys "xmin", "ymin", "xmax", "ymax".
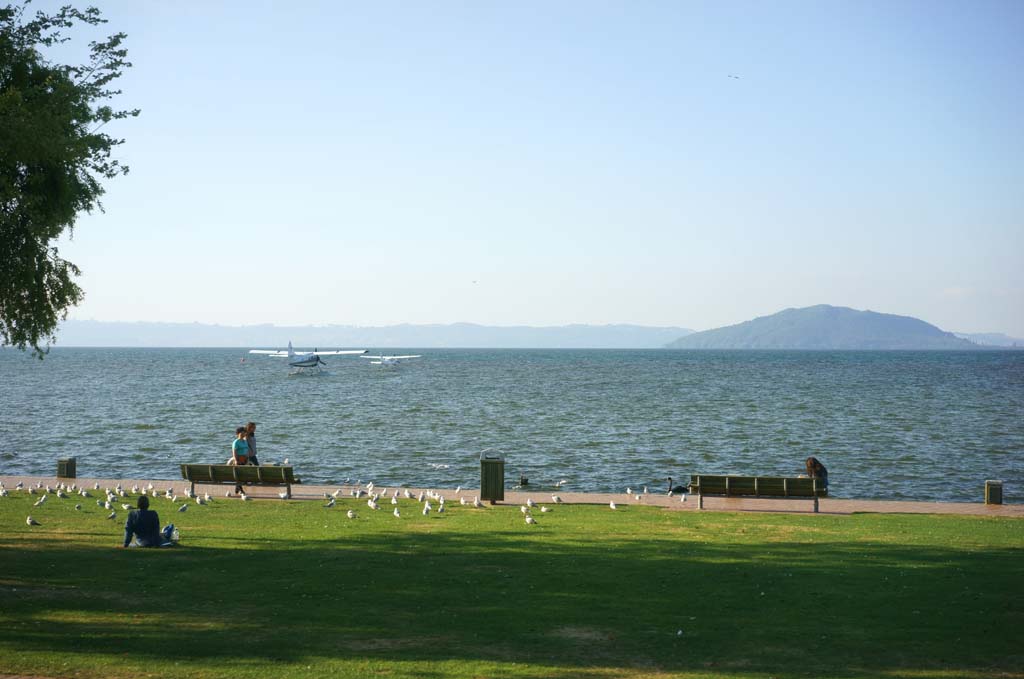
[
  {"xmin": 57, "ymin": 457, "xmax": 77, "ymax": 479},
  {"xmin": 480, "ymin": 451, "xmax": 505, "ymax": 504},
  {"xmin": 985, "ymin": 480, "xmax": 1003, "ymax": 505}
]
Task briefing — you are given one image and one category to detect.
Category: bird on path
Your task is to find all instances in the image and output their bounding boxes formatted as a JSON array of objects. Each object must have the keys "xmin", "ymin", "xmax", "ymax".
[
  {"xmin": 178, "ymin": 503, "xmax": 188, "ymax": 513},
  {"xmin": 26, "ymin": 516, "xmax": 40, "ymax": 526},
  {"xmin": 15, "ymin": 482, "xmax": 23, "ymax": 490},
  {"xmin": 240, "ymin": 493, "xmax": 251, "ymax": 501},
  {"xmin": 455, "ymin": 485, "xmax": 462, "ymax": 494},
  {"xmin": 472, "ymin": 497, "xmax": 483, "ymax": 508},
  {"xmin": 551, "ymin": 495, "xmax": 563, "ymax": 504},
  {"xmin": 346, "ymin": 510, "xmax": 356, "ymax": 519},
  {"xmin": 526, "ymin": 498, "xmax": 535, "ymax": 508},
  {"xmin": 280, "ymin": 492, "xmax": 291, "ymax": 500},
  {"xmin": 625, "ymin": 487, "xmax": 632, "ymax": 496},
  {"xmin": 225, "ymin": 490, "xmax": 233, "ymax": 497},
  {"xmin": 460, "ymin": 497, "xmax": 467, "ymax": 505},
  {"xmin": 609, "ymin": 501, "xmax": 617, "ymax": 510}
]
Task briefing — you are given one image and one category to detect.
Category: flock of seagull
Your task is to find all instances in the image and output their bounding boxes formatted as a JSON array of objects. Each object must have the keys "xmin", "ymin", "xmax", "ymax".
[{"xmin": 5, "ymin": 477, "xmax": 689, "ymax": 530}]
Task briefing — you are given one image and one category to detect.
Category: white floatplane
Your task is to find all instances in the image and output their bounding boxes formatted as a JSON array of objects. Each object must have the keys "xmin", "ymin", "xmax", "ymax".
[
  {"xmin": 249, "ymin": 342, "xmax": 367, "ymax": 373},
  {"xmin": 361, "ymin": 353, "xmax": 422, "ymax": 367}
]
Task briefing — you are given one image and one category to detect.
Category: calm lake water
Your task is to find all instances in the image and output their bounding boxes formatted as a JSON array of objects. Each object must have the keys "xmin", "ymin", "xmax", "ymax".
[{"xmin": 1, "ymin": 348, "xmax": 1022, "ymax": 502}]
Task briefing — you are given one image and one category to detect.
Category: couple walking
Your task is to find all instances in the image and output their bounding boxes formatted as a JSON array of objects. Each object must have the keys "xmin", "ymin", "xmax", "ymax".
[{"xmin": 230, "ymin": 421, "xmax": 259, "ymax": 495}]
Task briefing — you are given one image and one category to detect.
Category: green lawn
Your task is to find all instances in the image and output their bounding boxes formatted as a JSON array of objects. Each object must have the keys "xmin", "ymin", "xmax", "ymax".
[{"xmin": 1, "ymin": 488, "xmax": 1021, "ymax": 679}]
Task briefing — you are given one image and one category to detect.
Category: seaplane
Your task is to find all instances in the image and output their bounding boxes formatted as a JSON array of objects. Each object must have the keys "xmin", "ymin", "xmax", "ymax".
[
  {"xmin": 249, "ymin": 342, "xmax": 367, "ymax": 373},
  {"xmin": 361, "ymin": 352, "xmax": 422, "ymax": 367}
]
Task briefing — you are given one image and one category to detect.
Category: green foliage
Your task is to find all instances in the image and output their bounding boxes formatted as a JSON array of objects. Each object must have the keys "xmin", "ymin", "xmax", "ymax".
[
  {"xmin": 0, "ymin": 2, "xmax": 138, "ymax": 357},
  {"xmin": 0, "ymin": 490, "xmax": 1021, "ymax": 678}
]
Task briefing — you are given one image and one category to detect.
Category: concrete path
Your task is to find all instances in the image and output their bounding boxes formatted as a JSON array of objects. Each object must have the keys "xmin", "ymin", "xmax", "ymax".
[{"xmin": 3, "ymin": 474, "xmax": 1020, "ymax": 517}]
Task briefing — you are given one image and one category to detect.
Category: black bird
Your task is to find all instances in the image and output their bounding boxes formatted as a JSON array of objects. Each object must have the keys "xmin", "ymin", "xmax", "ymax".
[{"xmin": 667, "ymin": 477, "xmax": 687, "ymax": 494}]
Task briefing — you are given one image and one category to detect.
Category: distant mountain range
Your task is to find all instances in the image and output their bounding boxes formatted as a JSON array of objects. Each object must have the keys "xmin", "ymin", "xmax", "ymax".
[
  {"xmin": 55, "ymin": 320, "xmax": 694, "ymax": 349},
  {"xmin": 665, "ymin": 305, "xmax": 991, "ymax": 350},
  {"xmin": 953, "ymin": 332, "xmax": 1024, "ymax": 348}
]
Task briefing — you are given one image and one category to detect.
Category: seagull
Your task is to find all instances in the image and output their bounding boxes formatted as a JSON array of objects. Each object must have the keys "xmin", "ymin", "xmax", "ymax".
[
  {"xmin": 28, "ymin": 487, "xmax": 37, "ymax": 495},
  {"xmin": 423, "ymin": 503, "xmax": 431, "ymax": 516},
  {"xmin": 404, "ymin": 489, "xmax": 413, "ymax": 499},
  {"xmin": 417, "ymin": 491, "xmax": 425, "ymax": 502},
  {"xmin": 34, "ymin": 496, "xmax": 47, "ymax": 507},
  {"xmin": 74, "ymin": 504, "xmax": 82, "ymax": 510},
  {"xmin": 393, "ymin": 507, "xmax": 401, "ymax": 518},
  {"xmin": 437, "ymin": 503, "xmax": 445, "ymax": 513},
  {"xmin": 79, "ymin": 489, "xmax": 90, "ymax": 497},
  {"xmin": 391, "ymin": 496, "xmax": 398, "ymax": 505},
  {"xmin": 94, "ymin": 482, "xmax": 101, "ymax": 490},
  {"xmin": 625, "ymin": 487, "xmax": 633, "ymax": 496},
  {"xmin": 96, "ymin": 500, "xmax": 104, "ymax": 507},
  {"xmin": 26, "ymin": 516, "xmax": 40, "ymax": 526},
  {"xmin": 104, "ymin": 501, "xmax": 112, "ymax": 510},
  {"xmin": 472, "ymin": 497, "xmax": 483, "ymax": 508},
  {"xmin": 0, "ymin": 488, "xmax": 7, "ymax": 497},
  {"xmin": 634, "ymin": 494, "xmax": 642, "ymax": 502},
  {"xmin": 106, "ymin": 511, "xmax": 117, "ymax": 520},
  {"xmin": 178, "ymin": 503, "xmax": 188, "ymax": 513},
  {"xmin": 185, "ymin": 489, "xmax": 196, "ymax": 499},
  {"xmin": 551, "ymin": 495, "xmax": 562, "ymax": 504},
  {"xmin": 555, "ymin": 479, "xmax": 568, "ymax": 487},
  {"xmin": 15, "ymin": 481, "xmax": 23, "ymax": 490},
  {"xmin": 121, "ymin": 504, "xmax": 131, "ymax": 511},
  {"xmin": 171, "ymin": 496, "xmax": 179, "ymax": 503},
  {"xmin": 332, "ymin": 489, "xmax": 342, "ymax": 498},
  {"xmin": 346, "ymin": 510, "xmax": 356, "ymax": 519},
  {"xmin": 57, "ymin": 489, "xmax": 68, "ymax": 499},
  {"xmin": 526, "ymin": 498, "xmax": 535, "ymax": 508},
  {"xmin": 280, "ymin": 492, "xmax": 292, "ymax": 500},
  {"xmin": 204, "ymin": 493, "xmax": 211, "ymax": 502},
  {"xmin": 520, "ymin": 506, "xmax": 529, "ymax": 514},
  {"xmin": 525, "ymin": 516, "xmax": 537, "ymax": 525},
  {"xmin": 324, "ymin": 498, "xmax": 335, "ymax": 508},
  {"xmin": 225, "ymin": 490, "xmax": 233, "ymax": 497},
  {"xmin": 240, "ymin": 493, "xmax": 251, "ymax": 501},
  {"xmin": 609, "ymin": 501, "xmax": 617, "ymax": 510},
  {"xmin": 460, "ymin": 497, "xmax": 467, "ymax": 505},
  {"xmin": 196, "ymin": 496, "xmax": 207, "ymax": 505},
  {"xmin": 367, "ymin": 499, "xmax": 379, "ymax": 510},
  {"xmin": 540, "ymin": 506, "xmax": 551, "ymax": 513},
  {"xmin": 455, "ymin": 485, "xmax": 462, "ymax": 494}
]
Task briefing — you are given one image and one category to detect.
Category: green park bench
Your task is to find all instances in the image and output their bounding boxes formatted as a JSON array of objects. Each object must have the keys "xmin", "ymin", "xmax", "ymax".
[
  {"xmin": 180, "ymin": 464, "xmax": 301, "ymax": 499},
  {"xmin": 688, "ymin": 474, "xmax": 827, "ymax": 513}
]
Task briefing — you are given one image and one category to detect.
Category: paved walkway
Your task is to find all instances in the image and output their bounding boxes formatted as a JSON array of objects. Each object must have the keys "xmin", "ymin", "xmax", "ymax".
[{"xmin": 3, "ymin": 474, "xmax": 1020, "ymax": 517}]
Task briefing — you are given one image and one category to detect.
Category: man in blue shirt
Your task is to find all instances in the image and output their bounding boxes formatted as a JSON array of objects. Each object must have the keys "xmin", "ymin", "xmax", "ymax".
[{"xmin": 121, "ymin": 495, "xmax": 174, "ymax": 548}]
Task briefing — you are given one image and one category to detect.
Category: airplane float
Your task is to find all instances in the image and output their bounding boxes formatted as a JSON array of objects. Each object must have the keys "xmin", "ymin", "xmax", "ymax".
[
  {"xmin": 249, "ymin": 342, "xmax": 367, "ymax": 373},
  {"xmin": 361, "ymin": 352, "xmax": 422, "ymax": 367}
]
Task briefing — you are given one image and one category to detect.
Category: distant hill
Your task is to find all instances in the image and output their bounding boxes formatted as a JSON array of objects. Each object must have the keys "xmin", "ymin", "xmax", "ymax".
[
  {"xmin": 665, "ymin": 305, "xmax": 979, "ymax": 350},
  {"xmin": 954, "ymin": 332, "xmax": 1024, "ymax": 348},
  {"xmin": 55, "ymin": 320, "xmax": 694, "ymax": 349}
]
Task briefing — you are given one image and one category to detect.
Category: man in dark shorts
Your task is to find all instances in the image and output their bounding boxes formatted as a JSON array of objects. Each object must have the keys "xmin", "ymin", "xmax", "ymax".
[{"xmin": 244, "ymin": 421, "xmax": 259, "ymax": 466}]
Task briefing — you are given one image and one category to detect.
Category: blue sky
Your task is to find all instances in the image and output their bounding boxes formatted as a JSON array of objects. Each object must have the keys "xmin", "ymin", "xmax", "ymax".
[{"xmin": 50, "ymin": 1, "xmax": 1024, "ymax": 334}]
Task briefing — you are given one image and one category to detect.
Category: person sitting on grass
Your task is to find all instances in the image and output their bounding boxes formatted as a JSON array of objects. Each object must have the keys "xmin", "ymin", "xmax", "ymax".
[
  {"xmin": 805, "ymin": 456, "xmax": 829, "ymax": 489},
  {"xmin": 121, "ymin": 495, "xmax": 175, "ymax": 548}
]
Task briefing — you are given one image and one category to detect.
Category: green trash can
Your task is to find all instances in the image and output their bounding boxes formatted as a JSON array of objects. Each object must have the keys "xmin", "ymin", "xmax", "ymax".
[
  {"xmin": 985, "ymin": 480, "xmax": 1003, "ymax": 505},
  {"xmin": 57, "ymin": 457, "xmax": 77, "ymax": 479},
  {"xmin": 480, "ymin": 452, "xmax": 505, "ymax": 504}
]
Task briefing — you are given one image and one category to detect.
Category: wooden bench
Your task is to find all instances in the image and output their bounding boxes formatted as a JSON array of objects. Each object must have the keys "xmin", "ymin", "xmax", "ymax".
[
  {"xmin": 688, "ymin": 474, "xmax": 827, "ymax": 512},
  {"xmin": 180, "ymin": 464, "xmax": 300, "ymax": 498}
]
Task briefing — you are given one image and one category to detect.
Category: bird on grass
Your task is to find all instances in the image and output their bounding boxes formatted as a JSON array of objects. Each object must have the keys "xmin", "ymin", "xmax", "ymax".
[
  {"xmin": 34, "ymin": 496, "xmax": 47, "ymax": 507},
  {"xmin": 26, "ymin": 516, "xmax": 40, "ymax": 526},
  {"xmin": 391, "ymin": 496, "xmax": 398, "ymax": 505},
  {"xmin": 15, "ymin": 482, "xmax": 23, "ymax": 490},
  {"xmin": 0, "ymin": 488, "xmax": 7, "ymax": 497},
  {"xmin": 422, "ymin": 504, "xmax": 430, "ymax": 516},
  {"xmin": 540, "ymin": 506, "xmax": 551, "ymax": 513},
  {"xmin": 460, "ymin": 497, "xmax": 467, "ymax": 505},
  {"xmin": 367, "ymin": 499, "xmax": 379, "ymax": 510},
  {"xmin": 197, "ymin": 496, "xmax": 207, "ymax": 506},
  {"xmin": 437, "ymin": 504, "xmax": 445, "ymax": 514},
  {"xmin": 74, "ymin": 504, "xmax": 81, "ymax": 511},
  {"xmin": 346, "ymin": 510, "xmax": 356, "ymax": 519},
  {"xmin": 280, "ymin": 492, "xmax": 292, "ymax": 500},
  {"xmin": 178, "ymin": 503, "xmax": 188, "ymax": 513},
  {"xmin": 204, "ymin": 493, "xmax": 212, "ymax": 503},
  {"xmin": 472, "ymin": 497, "xmax": 483, "ymax": 508},
  {"xmin": 240, "ymin": 493, "xmax": 251, "ymax": 501},
  {"xmin": 393, "ymin": 508, "xmax": 401, "ymax": 518},
  {"xmin": 28, "ymin": 487, "xmax": 37, "ymax": 495},
  {"xmin": 609, "ymin": 501, "xmax": 617, "ymax": 510},
  {"xmin": 121, "ymin": 504, "xmax": 132, "ymax": 511},
  {"xmin": 525, "ymin": 516, "xmax": 537, "ymax": 525},
  {"xmin": 520, "ymin": 506, "xmax": 529, "ymax": 514},
  {"xmin": 106, "ymin": 511, "xmax": 117, "ymax": 520},
  {"xmin": 324, "ymin": 498, "xmax": 335, "ymax": 508},
  {"xmin": 526, "ymin": 498, "xmax": 535, "ymax": 508}
]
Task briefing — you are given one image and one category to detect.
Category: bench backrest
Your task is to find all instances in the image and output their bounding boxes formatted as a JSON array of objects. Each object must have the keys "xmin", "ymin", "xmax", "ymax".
[
  {"xmin": 180, "ymin": 464, "xmax": 296, "ymax": 484},
  {"xmin": 689, "ymin": 474, "xmax": 827, "ymax": 497}
]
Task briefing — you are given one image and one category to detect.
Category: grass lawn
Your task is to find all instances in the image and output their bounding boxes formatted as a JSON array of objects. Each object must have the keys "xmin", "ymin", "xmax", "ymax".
[{"xmin": 1, "ymin": 487, "xmax": 1022, "ymax": 679}]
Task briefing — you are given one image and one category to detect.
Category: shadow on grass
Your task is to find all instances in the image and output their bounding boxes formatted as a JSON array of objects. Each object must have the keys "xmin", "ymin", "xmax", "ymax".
[{"xmin": 1, "ymin": 529, "xmax": 1022, "ymax": 678}]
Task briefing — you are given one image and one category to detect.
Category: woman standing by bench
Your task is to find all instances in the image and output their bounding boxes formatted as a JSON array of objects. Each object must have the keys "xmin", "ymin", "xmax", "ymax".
[{"xmin": 230, "ymin": 427, "xmax": 249, "ymax": 494}]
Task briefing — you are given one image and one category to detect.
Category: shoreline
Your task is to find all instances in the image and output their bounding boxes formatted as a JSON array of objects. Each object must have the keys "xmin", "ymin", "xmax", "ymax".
[{"xmin": 3, "ymin": 474, "xmax": 1020, "ymax": 517}]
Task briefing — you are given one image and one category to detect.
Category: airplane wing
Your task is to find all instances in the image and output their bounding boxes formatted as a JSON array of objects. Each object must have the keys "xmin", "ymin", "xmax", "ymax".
[
  {"xmin": 314, "ymin": 349, "xmax": 368, "ymax": 356},
  {"xmin": 249, "ymin": 350, "xmax": 288, "ymax": 356},
  {"xmin": 389, "ymin": 355, "xmax": 422, "ymax": 360}
]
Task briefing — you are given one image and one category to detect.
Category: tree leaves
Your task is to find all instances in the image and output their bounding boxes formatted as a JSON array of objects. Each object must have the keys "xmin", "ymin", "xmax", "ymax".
[{"xmin": 0, "ymin": 2, "xmax": 138, "ymax": 357}]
